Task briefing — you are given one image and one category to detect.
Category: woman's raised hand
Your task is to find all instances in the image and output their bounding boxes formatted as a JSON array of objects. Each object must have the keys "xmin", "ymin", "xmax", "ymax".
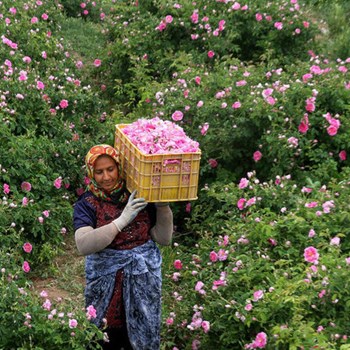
[{"xmin": 113, "ymin": 190, "xmax": 147, "ymax": 232}]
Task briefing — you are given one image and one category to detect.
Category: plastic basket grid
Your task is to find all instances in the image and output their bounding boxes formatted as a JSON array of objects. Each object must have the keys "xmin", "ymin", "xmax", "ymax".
[{"xmin": 114, "ymin": 124, "xmax": 201, "ymax": 202}]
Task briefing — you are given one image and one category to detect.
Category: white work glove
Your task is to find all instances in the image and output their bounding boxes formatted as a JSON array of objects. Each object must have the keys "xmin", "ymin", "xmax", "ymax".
[{"xmin": 113, "ymin": 190, "xmax": 147, "ymax": 232}]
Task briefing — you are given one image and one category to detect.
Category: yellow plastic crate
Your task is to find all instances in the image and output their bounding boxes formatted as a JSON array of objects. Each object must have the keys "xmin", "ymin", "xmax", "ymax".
[{"xmin": 114, "ymin": 124, "xmax": 201, "ymax": 202}]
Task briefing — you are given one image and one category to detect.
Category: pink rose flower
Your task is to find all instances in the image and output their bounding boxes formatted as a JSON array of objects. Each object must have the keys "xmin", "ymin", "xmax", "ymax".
[
  {"xmin": 156, "ymin": 21, "xmax": 166, "ymax": 31},
  {"xmin": 172, "ymin": 272, "xmax": 181, "ymax": 281},
  {"xmin": 304, "ymin": 246, "xmax": 319, "ymax": 264},
  {"xmin": 253, "ymin": 332, "xmax": 268, "ymax": 348},
  {"xmin": 59, "ymin": 99, "xmax": 69, "ymax": 109},
  {"xmin": 253, "ymin": 290, "xmax": 264, "ymax": 301},
  {"xmin": 207, "ymin": 50, "xmax": 215, "ymax": 58},
  {"xmin": 303, "ymin": 73, "xmax": 313, "ymax": 82},
  {"xmin": 37, "ymin": 81, "xmax": 45, "ymax": 90},
  {"xmin": 195, "ymin": 76, "xmax": 201, "ymax": 85},
  {"xmin": 301, "ymin": 186, "xmax": 312, "ymax": 193},
  {"xmin": 209, "ymin": 251, "xmax": 218, "ymax": 262},
  {"xmin": 54, "ymin": 177, "xmax": 62, "ymax": 189},
  {"xmin": 232, "ymin": 101, "xmax": 241, "ymax": 109},
  {"xmin": 19, "ymin": 71, "xmax": 28, "ymax": 81},
  {"xmin": 287, "ymin": 137, "xmax": 298, "ymax": 148},
  {"xmin": 274, "ymin": 22, "xmax": 283, "ymax": 30},
  {"xmin": 238, "ymin": 178, "xmax": 249, "ymax": 189},
  {"xmin": 245, "ymin": 303, "xmax": 253, "ymax": 311},
  {"xmin": 253, "ymin": 151, "xmax": 262, "ymax": 162},
  {"xmin": 195, "ymin": 281, "xmax": 204, "ymax": 292},
  {"xmin": 86, "ymin": 305, "xmax": 97, "ymax": 320},
  {"xmin": 201, "ymin": 320, "xmax": 210, "ymax": 333},
  {"xmin": 21, "ymin": 181, "xmax": 32, "ymax": 192},
  {"xmin": 23, "ymin": 242, "xmax": 33, "ymax": 253},
  {"xmin": 327, "ymin": 125, "xmax": 338, "ymax": 136},
  {"xmin": 165, "ymin": 15, "xmax": 173, "ymax": 23},
  {"xmin": 22, "ymin": 261, "xmax": 31, "ymax": 273},
  {"xmin": 208, "ymin": 159, "xmax": 218, "ymax": 168},
  {"xmin": 93, "ymin": 59, "xmax": 101, "ymax": 67},
  {"xmin": 173, "ymin": 259, "xmax": 183, "ymax": 270},
  {"xmin": 217, "ymin": 249, "xmax": 228, "ymax": 261},
  {"xmin": 69, "ymin": 319, "xmax": 78, "ymax": 328},
  {"xmin": 200, "ymin": 122, "xmax": 209, "ymax": 135},
  {"xmin": 298, "ymin": 114, "xmax": 309, "ymax": 133},
  {"xmin": 255, "ymin": 13, "xmax": 263, "ymax": 21},
  {"xmin": 237, "ymin": 198, "xmax": 246, "ymax": 210},
  {"xmin": 268, "ymin": 238, "xmax": 277, "ymax": 246},
  {"xmin": 191, "ymin": 11, "xmax": 199, "ymax": 24},
  {"xmin": 246, "ymin": 197, "xmax": 256, "ymax": 207},
  {"xmin": 308, "ymin": 229, "xmax": 316, "ymax": 238},
  {"xmin": 3, "ymin": 184, "xmax": 10, "ymax": 194},
  {"xmin": 166, "ymin": 317, "xmax": 174, "ymax": 326},
  {"xmin": 330, "ymin": 237, "xmax": 340, "ymax": 246},
  {"xmin": 236, "ymin": 80, "xmax": 247, "ymax": 87},
  {"xmin": 339, "ymin": 150, "xmax": 347, "ymax": 161},
  {"xmin": 40, "ymin": 290, "xmax": 48, "ymax": 298},
  {"xmin": 171, "ymin": 110, "xmax": 184, "ymax": 121},
  {"xmin": 264, "ymin": 96, "xmax": 275, "ymax": 106},
  {"xmin": 305, "ymin": 201, "xmax": 318, "ymax": 208}
]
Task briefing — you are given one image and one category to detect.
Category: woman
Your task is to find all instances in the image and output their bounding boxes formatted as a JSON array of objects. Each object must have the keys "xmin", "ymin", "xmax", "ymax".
[{"xmin": 73, "ymin": 144, "xmax": 173, "ymax": 350}]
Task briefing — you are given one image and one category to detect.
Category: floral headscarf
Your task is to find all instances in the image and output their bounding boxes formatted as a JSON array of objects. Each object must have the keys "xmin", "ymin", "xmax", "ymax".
[{"xmin": 85, "ymin": 144, "xmax": 127, "ymax": 203}]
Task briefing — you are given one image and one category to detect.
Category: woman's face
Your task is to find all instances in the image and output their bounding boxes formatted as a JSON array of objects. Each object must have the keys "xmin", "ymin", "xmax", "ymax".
[{"xmin": 93, "ymin": 155, "xmax": 119, "ymax": 192}]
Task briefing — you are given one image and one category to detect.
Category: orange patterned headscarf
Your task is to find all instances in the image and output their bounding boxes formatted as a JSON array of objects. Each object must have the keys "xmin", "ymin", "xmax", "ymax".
[{"xmin": 85, "ymin": 144, "xmax": 127, "ymax": 202}]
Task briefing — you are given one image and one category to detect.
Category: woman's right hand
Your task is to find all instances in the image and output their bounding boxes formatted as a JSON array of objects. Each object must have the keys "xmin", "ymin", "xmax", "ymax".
[{"xmin": 113, "ymin": 190, "xmax": 147, "ymax": 232}]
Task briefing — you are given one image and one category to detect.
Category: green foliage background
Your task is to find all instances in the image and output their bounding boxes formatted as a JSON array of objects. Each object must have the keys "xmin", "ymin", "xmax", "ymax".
[{"xmin": 0, "ymin": 0, "xmax": 350, "ymax": 348}]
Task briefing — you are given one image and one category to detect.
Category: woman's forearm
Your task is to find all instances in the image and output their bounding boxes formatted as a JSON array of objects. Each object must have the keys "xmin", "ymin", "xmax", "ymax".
[
  {"xmin": 75, "ymin": 223, "xmax": 118, "ymax": 255},
  {"xmin": 150, "ymin": 205, "xmax": 174, "ymax": 246}
]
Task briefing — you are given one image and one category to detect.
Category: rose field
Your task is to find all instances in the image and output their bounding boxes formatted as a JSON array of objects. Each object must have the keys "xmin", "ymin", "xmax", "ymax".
[{"xmin": 1, "ymin": 0, "xmax": 350, "ymax": 349}]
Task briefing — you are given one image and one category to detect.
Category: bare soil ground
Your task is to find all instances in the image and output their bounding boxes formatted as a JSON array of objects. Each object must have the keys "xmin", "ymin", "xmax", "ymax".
[{"xmin": 31, "ymin": 234, "xmax": 86, "ymax": 305}]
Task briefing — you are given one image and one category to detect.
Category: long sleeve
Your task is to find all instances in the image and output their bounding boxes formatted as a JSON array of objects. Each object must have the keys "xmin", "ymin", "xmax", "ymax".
[
  {"xmin": 75, "ymin": 223, "xmax": 119, "ymax": 256},
  {"xmin": 150, "ymin": 205, "xmax": 174, "ymax": 246}
]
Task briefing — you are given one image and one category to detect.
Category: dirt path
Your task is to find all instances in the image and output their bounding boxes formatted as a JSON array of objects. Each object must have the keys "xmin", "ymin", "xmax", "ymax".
[{"xmin": 31, "ymin": 234, "xmax": 86, "ymax": 305}]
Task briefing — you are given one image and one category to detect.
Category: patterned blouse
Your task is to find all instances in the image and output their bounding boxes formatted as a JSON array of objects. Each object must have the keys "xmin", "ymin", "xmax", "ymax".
[{"xmin": 73, "ymin": 192, "xmax": 161, "ymax": 349}]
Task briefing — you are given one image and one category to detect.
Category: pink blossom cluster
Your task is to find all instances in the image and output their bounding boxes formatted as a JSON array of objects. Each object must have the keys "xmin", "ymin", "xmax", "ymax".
[
  {"xmin": 187, "ymin": 311, "xmax": 210, "ymax": 334},
  {"xmin": 237, "ymin": 196, "xmax": 256, "ymax": 210},
  {"xmin": 155, "ymin": 15, "xmax": 173, "ymax": 31},
  {"xmin": 245, "ymin": 332, "xmax": 268, "ymax": 349},
  {"xmin": 323, "ymin": 112, "xmax": 341, "ymax": 136},
  {"xmin": 122, "ymin": 117, "xmax": 200, "ymax": 154}
]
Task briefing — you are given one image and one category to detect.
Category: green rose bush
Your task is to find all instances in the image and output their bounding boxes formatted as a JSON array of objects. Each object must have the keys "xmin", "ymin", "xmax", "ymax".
[
  {"xmin": 161, "ymin": 170, "xmax": 350, "ymax": 349},
  {"xmin": 0, "ymin": 0, "xmax": 112, "ymax": 264},
  {"xmin": 0, "ymin": 239, "xmax": 104, "ymax": 348},
  {"xmin": 97, "ymin": 0, "xmax": 319, "ymax": 106}
]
